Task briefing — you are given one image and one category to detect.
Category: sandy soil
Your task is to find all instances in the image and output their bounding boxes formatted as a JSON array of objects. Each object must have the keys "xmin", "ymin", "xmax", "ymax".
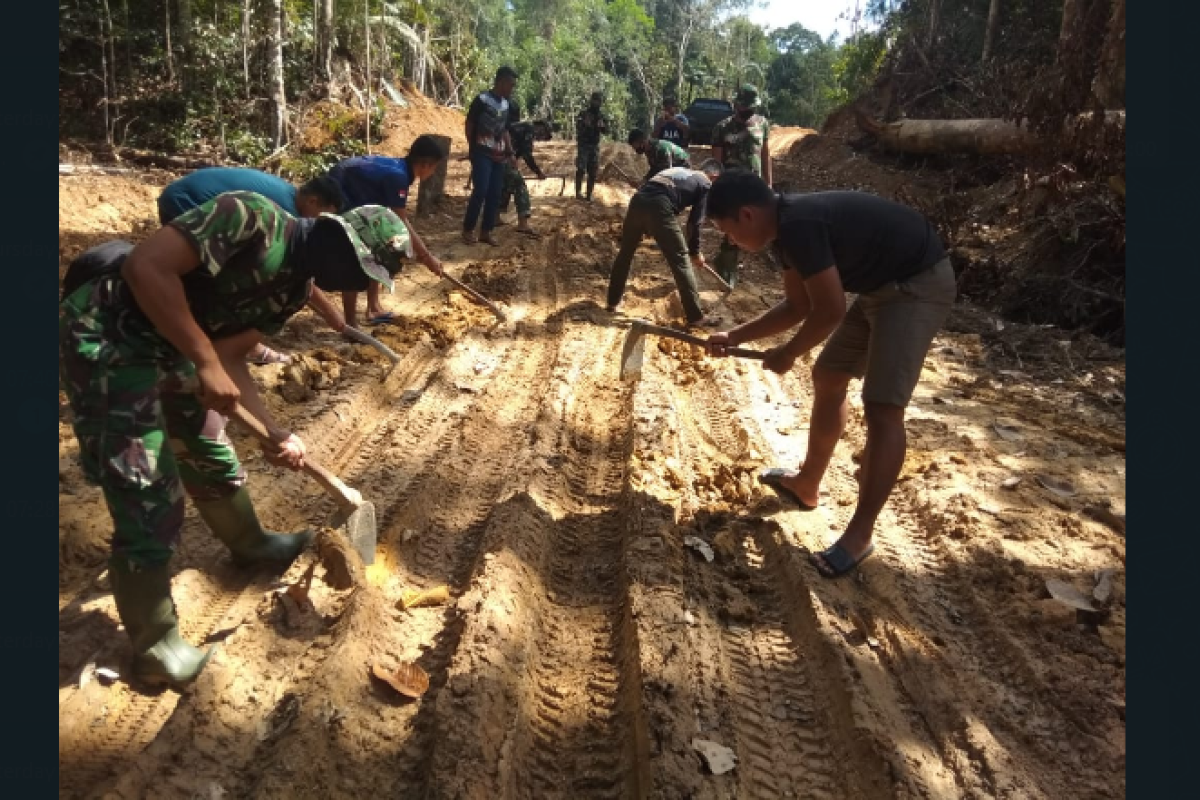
[{"xmin": 59, "ymin": 136, "xmax": 1125, "ymax": 799}]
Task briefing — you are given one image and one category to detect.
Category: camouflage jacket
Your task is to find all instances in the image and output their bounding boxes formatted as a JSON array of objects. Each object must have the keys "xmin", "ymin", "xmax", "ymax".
[
  {"xmin": 575, "ymin": 108, "xmax": 609, "ymax": 147},
  {"xmin": 61, "ymin": 191, "xmax": 313, "ymax": 361},
  {"xmin": 712, "ymin": 114, "xmax": 770, "ymax": 175},
  {"xmin": 643, "ymin": 138, "xmax": 691, "ymax": 181}
]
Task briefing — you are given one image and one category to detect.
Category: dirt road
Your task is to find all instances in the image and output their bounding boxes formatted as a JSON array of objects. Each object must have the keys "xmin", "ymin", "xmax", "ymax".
[{"xmin": 59, "ymin": 141, "xmax": 1125, "ymax": 798}]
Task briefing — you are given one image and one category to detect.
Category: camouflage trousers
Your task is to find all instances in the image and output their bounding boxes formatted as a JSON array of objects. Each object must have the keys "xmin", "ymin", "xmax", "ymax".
[
  {"xmin": 576, "ymin": 143, "xmax": 600, "ymax": 175},
  {"xmin": 60, "ymin": 283, "xmax": 246, "ymax": 567},
  {"xmin": 500, "ymin": 162, "xmax": 532, "ymax": 218}
]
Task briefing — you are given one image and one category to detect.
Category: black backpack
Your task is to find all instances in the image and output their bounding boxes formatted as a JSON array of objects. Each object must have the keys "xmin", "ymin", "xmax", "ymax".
[{"xmin": 61, "ymin": 240, "xmax": 135, "ymax": 300}]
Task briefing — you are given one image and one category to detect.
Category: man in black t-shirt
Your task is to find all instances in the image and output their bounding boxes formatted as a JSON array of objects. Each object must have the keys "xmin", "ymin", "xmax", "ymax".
[
  {"xmin": 652, "ymin": 97, "xmax": 690, "ymax": 147},
  {"xmin": 704, "ymin": 171, "xmax": 956, "ymax": 579},
  {"xmin": 605, "ymin": 166, "xmax": 718, "ymax": 326}
]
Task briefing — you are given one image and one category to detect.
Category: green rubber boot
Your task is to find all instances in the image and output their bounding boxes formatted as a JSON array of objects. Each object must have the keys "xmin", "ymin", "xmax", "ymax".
[
  {"xmin": 193, "ymin": 487, "xmax": 314, "ymax": 568},
  {"xmin": 109, "ymin": 558, "xmax": 213, "ymax": 690}
]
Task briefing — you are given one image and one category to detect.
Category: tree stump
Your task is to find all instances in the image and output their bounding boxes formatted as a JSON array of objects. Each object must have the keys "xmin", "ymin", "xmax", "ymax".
[{"xmin": 417, "ymin": 134, "xmax": 452, "ymax": 218}]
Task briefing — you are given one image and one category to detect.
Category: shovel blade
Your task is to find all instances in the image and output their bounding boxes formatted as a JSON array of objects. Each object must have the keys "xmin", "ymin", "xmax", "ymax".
[
  {"xmin": 330, "ymin": 501, "xmax": 377, "ymax": 565},
  {"xmin": 619, "ymin": 324, "xmax": 647, "ymax": 381}
]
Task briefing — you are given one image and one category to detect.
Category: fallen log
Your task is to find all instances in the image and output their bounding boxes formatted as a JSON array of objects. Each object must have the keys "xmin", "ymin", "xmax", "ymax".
[{"xmin": 855, "ymin": 108, "xmax": 1124, "ymax": 156}]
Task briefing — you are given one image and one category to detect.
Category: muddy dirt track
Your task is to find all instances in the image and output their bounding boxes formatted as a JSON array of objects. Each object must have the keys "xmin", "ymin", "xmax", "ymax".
[{"xmin": 59, "ymin": 140, "xmax": 1126, "ymax": 799}]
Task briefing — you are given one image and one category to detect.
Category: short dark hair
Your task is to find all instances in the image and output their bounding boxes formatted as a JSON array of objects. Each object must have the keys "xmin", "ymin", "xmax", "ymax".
[
  {"xmin": 495, "ymin": 66, "xmax": 518, "ymax": 83},
  {"xmin": 627, "ymin": 129, "xmax": 647, "ymax": 146},
  {"xmin": 663, "ymin": 97, "xmax": 678, "ymax": 107},
  {"xmin": 408, "ymin": 134, "xmax": 449, "ymax": 165},
  {"xmin": 298, "ymin": 174, "xmax": 345, "ymax": 211},
  {"xmin": 706, "ymin": 169, "xmax": 775, "ymax": 220}
]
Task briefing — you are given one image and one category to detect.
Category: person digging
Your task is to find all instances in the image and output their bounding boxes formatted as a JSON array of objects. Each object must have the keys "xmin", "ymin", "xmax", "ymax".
[
  {"xmin": 605, "ymin": 165, "xmax": 720, "ymax": 327},
  {"xmin": 627, "ymin": 128, "xmax": 691, "ymax": 183},
  {"xmin": 703, "ymin": 171, "xmax": 956, "ymax": 579},
  {"xmin": 157, "ymin": 168, "xmax": 347, "ymax": 364},
  {"xmin": 60, "ymin": 192, "xmax": 411, "ymax": 689},
  {"xmin": 327, "ymin": 135, "xmax": 450, "ymax": 327}
]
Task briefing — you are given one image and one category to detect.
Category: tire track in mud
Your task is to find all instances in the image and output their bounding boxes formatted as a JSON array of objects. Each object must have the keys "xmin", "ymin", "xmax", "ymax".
[
  {"xmin": 862, "ymin": 483, "xmax": 1120, "ymax": 798},
  {"xmin": 621, "ymin": 348, "xmax": 886, "ymax": 798},
  {"xmin": 57, "ymin": 306, "xmax": 510, "ymax": 798},
  {"xmin": 375, "ymin": 233, "xmax": 580, "ymax": 797},
  {"xmin": 722, "ymin": 359, "xmax": 979, "ymax": 797},
  {"xmin": 415, "ymin": 319, "xmax": 648, "ymax": 799},
  {"xmin": 58, "ymin": 565, "xmax": 280, "ymax": 798},
  {"xmin": 726, "ymin": 352, "xmax": 1116, "ymax": 797}
]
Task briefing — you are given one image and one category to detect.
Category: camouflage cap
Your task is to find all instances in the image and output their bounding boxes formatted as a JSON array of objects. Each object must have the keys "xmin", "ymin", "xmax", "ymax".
[
  {"xmin": 734, "ymin": 84, "xmax": 760, "ymax": 107},
  {"xmin": 318, "ymin": 206, "xmax": 413, "ymax": 292}
]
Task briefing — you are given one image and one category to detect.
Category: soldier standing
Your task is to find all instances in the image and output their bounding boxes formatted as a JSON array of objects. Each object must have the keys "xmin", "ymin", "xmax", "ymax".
[
  {"xmin": 499, "ymin": 103, "xmax": 552, "ymax": 238},
  {"xmin": 575, "ymin": 91, "xmax": 609, "ymax": 201},
  {"xmin": 710, "ymin": 84, "xmax": 772, "ymax": 287}
]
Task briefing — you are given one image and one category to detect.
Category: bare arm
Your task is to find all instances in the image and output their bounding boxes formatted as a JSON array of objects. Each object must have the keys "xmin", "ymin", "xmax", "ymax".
[
  {"xmin": 215, "ymin": 333, "xmax": 291, "ymax": 441},
  {"xmin": 726, "ymin": 267, "xmax": 812, "ymax": 345},
  {"xmin": 393, "ymin": 207, "xmax": 443, "ymax": 275},
  {"xmin": 120, "ymin": 226, "xmax": 239, "ymax": 413},
  {"xmin": 711, "ymin": 144, "xmax": 724, "ymax": 165},
  {"xmin": 777, "ymin": 267, "xmax": 845, "ymax": 357},
  {"xmin": 305, "ymin": 286, "xmax": 346, "ymax": 333},
  {"xmin": 121, "ymin": 227, "xmax": 217, "ymax": 368}
]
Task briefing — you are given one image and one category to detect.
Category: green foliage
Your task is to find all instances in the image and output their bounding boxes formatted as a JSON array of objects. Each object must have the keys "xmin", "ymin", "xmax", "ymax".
[
  {"xmin": 60, "ymin": 0, "xmax": 912, "ymax": 156},
  {"xmin": 830, "ymin": 29, "xmax": 889, "ymax": 108}
]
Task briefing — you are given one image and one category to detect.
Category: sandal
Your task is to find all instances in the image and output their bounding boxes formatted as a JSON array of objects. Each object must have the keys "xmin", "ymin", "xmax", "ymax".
[
  {"xmin": 367, "ymin": 312, "xmax": 397, "ymax": 325},
  {"xmin": 479, "ymin": 233, "xmax": 500, "ymax": 247},
  {"xmin": 758, "ymin": 467, "xmax": 818, "ymax": 511},
  {"xmin": 248, "ymin": 345, "xmax": 293, "ymax": 366},
  {"xmin": 810, "ymin": 542, "xmax": 875, "ymax": 580},
  {"xmin": 515, "ymin": 228, "xmax": 542, "ymax": 240}
]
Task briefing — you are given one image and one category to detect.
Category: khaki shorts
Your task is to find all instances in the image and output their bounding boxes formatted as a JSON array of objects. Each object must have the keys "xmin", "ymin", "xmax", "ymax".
[{"xmin": 814, "ymin": 257, "xmax": 956, "ymax": 407}]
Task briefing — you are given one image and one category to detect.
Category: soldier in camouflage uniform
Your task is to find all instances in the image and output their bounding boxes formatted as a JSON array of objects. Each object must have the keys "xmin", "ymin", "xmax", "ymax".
[
  {"xmin": 627, "ymin": 128, "xmax": 691, "ymax": 182},
  {"xmin": 710, "ymin": 84, "xmax": 773, "ymax": 288},
  {"xmin": 59, "ymin": 192, "xmax": 410, "ymax": 690},
  {"xmin": 499, "ymin": 103, "xmax": 552, "ymax": 238},
  {"xmin": 575, "ymin": 91, "xmax": 609, "ymax": 201}
]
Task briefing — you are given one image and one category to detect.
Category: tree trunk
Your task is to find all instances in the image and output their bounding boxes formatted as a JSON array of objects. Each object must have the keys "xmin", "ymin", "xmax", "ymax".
[
  {"xmin": 121, "ymin": 0, "xmax": 133, "ymax": 87},
  {"xmin": 364, "ymin": 0, "xmax": 371, "ymax": 153},
  {"xmin": 175, "ymin": 0, "xmax": 192, "ymax": 89},
  {"xmin": 242, "ymin": 0, "xmax": 251, "ymax": 98},
  {"xmin": 1058, "ymin": 0, "xmax": 1084, "ymax": 56},
  {"xmin": 98, "ymin": 11, "xmax": 111, "ymax": 144},
  {"xmin": 1091, "ymin": 0, "xmax": 1124, "ymax": 108},
  {"xmin": 981, "ymin": 0, "xmax": 1001, "ymax": 62},
  {"xmin": 268, "ymin": 0, "xmax": 287, "ymax": 149},
  {"xmin": 926, "ymin": 0, "xmax": 940, "ymax": 48},
  {"xmin": 316, "ymin": 0, "xmax": 334, "ymax": 87},
  {"xmin": 856, "ymin": 109, "xmax": 1124, "ymax": 155},
  {"xmin": 417, "ymin": 135, "xmax": 452, "ymax": 217},
  {"xmin": 164, "ymin": 1, "xmax": 174, "ymax": 84}
]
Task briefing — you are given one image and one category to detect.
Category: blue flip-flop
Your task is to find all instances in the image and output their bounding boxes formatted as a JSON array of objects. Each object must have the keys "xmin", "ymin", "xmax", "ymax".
[
  {"xmin": 367, "ymin": 312, "xmax": 397, "ymax": 325},
  {"xmin": 758, "ymin": 467, "xmax": 818, "ymax": 511},
  {"xmin": 810, "ymin": 542, "xmax": 875, "ymax": 580}
]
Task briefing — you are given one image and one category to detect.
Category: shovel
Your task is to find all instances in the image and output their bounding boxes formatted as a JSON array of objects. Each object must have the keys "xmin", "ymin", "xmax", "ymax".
[
  {"xmin": 619, "ymin": 320, "xmax": 766, "ymax": 381},
  {"xmin": 441, "ymin": 271, "xmax": 508, "ymax": 322},
  {"xmin": 342, "ymin": 325, "xmax": 402, "ymax": 382},
  {"xmin": 229, "ymin": 404, "xmax": 377, "ymax": 565}
]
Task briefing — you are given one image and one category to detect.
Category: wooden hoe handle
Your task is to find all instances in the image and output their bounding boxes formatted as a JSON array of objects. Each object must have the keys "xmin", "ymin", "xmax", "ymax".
[{"xmin": 228, "ymin": 405, "xmax": 363, "ymax": 511}]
